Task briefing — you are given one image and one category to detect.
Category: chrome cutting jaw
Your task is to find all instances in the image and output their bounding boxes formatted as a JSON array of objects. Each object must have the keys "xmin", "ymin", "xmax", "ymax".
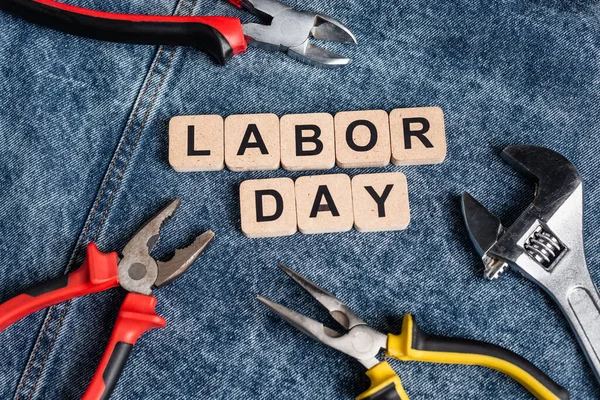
[
  {"xmin": 239, "ymin": 0, "xmax": 357, "ymax": 67},
  {"xmin": 461, "ymin": 145, "xmax": 600, "ymax": 383}
]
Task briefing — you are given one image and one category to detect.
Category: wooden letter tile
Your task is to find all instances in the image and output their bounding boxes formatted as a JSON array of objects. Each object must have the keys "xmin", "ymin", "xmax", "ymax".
[
  {"xmin": 280, "ymin": 113, "xmax": 335, "ymax": 171},
  {"xmin": 334, "ymin": 110, "xmax": 391, "ymax": 168},
  {"xmin": 352, "ymin": 172, "xmax": 410, "ymax": 232},
  {"xmin": 295, "ymin": 174, "xmax": 353, "ymax": 234},
  {"xmin": 225, "ymin": 113, "xmax": 280, "ymax": 171},
  {"xmin": 168, "ymin": 115, "xmax": 224, "ymax": 172},
  {"xmin": 240, "ymin": 178, "xmax": 297, "ymax": 238},
  {"xmin": 390, "ymin": 107, "xmax": 446, "ymax": 165}
]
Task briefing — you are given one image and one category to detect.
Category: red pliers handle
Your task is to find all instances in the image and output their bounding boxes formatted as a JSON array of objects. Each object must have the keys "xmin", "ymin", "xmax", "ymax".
[
  {"xmin": 1, "ymin": 0, "xmax": 247, "ymax": 64},
  {"xmin": 0, "ymin": 244, "xmax": 164, "ymax": 400},
  {"xmin": 0, "ymin": 200, "xmax": 214, "ymax": 399},
  {"xmin": 1, "ymin": 0, "xmax": 357, "ymax": 67}
]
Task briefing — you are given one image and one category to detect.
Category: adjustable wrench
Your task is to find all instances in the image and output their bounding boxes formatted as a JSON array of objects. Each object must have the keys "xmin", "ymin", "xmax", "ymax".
[{"xmin": 461, "ymin": 145, "xmax": 600, "ymax": 383}]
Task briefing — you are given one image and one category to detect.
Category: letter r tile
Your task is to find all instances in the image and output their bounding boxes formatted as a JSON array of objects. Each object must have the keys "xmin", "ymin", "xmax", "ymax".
[
  {"xmin": 334, "ymin": 110, "xmax": 390, "ymax": 168},
  {"xmin": 351, "ymin": 172, "xmax": 410, "ymax": 232},
  {"xmin": 280, "ymin": 113, "xmax": 335, "ymax": 171},
  {"xmin": 390, "ymin": 107, "xmax": 446, "ymax": 165},
  {"xmin": 168, "ymin": 115, "xmax": 224, "ymax": 172},
  {"xmin": 225, "ymin": 113, "xmax": 280, "ymax": 171},
  {"xmin": 295, "ymin": 174, "xmax": 353, "ymax": 234},
  {"xmin": 240, "ymin": 178, "xmax": 297, "ymax": 238}
]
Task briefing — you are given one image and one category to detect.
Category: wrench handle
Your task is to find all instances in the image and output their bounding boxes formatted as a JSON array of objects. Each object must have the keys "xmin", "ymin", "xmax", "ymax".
[{"xmin": 558, "ymin": 276, "xmax": 600, "ymax": 382}]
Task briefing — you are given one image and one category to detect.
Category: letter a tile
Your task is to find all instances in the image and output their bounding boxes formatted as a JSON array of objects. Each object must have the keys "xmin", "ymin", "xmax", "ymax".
[
  {"xmin": 390, "ymin": 107, "xmax": 446, "ymax": 165},
  {"xmin": 334, "ymin": 110, "xmax": 390, "ymax": 168},
  {"xmin": 240, "ymin": 178, "xmax": 297, "ymax": 238},
  {"xmin": 225, "ymin": 113, "xmax": 280, "ymax": 171},
  {"xmin": 280, "ymin": 113, "xmax": 335, "ymax": 171},
  {"xmin": 352, "ymin": 172, "xmax": 410, "ymax": 232},
  {"xmin": 168, "ymin": 115, "xmax": 224, "ymax": 172},
  {"xmin": 295, "ymin": 174, "xmax": 353, "ymax": 234}
]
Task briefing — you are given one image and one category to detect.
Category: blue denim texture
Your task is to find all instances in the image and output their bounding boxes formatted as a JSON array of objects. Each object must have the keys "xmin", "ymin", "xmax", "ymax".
[{"xmin": 1, "ymin": 0, "xmax": 600, "ymax": 398}]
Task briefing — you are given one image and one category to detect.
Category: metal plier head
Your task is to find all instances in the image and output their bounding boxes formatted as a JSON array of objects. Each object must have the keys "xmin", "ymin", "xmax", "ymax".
[
  {"xmin": 237, "ymin": 0, "xmax": 357, "ymax": 67},
  {"xmin": 118, "ymin": 199, "xmax": 214, "ymax": 295},
  {"xmin": 257, "ymin": 265, "xmax": 387, "ymax": 369}
]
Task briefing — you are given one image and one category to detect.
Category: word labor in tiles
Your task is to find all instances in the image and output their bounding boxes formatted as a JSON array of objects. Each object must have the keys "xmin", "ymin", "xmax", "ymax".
[
  {"xmin": 239, "ymin": 172, "xmax": 410, "ymax": 238},
  {"xmin": 168, "ymin": 107, "xmax": 445, "ymax": 172}
]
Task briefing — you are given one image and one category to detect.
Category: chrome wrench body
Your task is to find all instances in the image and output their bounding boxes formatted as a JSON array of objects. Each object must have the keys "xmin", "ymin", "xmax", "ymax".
[{"xmin": 462, "ymin": 145, "xmax": 600, "ymax": 383}]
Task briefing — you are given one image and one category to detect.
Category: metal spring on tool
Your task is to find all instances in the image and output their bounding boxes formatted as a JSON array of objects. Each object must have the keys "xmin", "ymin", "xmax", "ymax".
[{"xmin": 524, "ymin": 227, "xmax": 564, "ymax": 269}]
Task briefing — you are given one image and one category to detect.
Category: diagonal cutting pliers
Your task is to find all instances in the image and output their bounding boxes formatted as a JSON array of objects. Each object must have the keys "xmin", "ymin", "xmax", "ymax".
[
  {"xmin": 1, "ymin": 0, "xmax": 357, "ymax": 67},
  {"xmin": 0, "ymin": 199, "xmax": 214, "ymax": 400},
  {"xmin": 258, "ymin": 265, "xmax": 569, "ymax": 400}
]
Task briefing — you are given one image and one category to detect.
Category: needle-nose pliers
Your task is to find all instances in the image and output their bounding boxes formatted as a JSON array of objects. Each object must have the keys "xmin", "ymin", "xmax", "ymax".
[
  {"xmin": 1, "ymin": 0, "xmax": 357, "ymax": 66},
  {"xmin": 258, "ymin": 265, "xmax": 569, "ymax": 400},
  {"xmin": 0, "ymin": 199, "xmax": 214, "ymax": 400}
]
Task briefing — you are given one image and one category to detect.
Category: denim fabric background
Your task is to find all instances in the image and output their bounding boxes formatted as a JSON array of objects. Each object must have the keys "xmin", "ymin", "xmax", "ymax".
[{"xmin": 1, "ymin": 0, "xmax": 600, "ymax": 398}]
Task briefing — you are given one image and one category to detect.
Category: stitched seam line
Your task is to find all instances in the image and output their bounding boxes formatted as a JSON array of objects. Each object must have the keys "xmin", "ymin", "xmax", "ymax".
[{"xmin": 14, "ymin": 0, "xmax": 194, "ymax": 397}]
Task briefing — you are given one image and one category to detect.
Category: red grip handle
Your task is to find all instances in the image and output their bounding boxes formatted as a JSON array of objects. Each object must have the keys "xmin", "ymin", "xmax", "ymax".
[
  {"xmin": 1, "ymin": 0, "xmax": 247, "ymax": 64},
  {"xmin": 82, "ymin": 293, "xmax": 166, "ymax": 400},
  {"xmin": 0, "ymin": 243, "xmax": 119, "ymax": 332}
]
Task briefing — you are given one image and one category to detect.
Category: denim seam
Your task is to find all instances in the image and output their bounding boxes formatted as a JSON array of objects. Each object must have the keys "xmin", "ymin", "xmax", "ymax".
[{"xmin": 12, "ymin": 0, "xmax": 195, "ymax": 397}]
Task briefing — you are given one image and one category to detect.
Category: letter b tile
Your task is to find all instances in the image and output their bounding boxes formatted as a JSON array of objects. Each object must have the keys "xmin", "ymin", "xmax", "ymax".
[
  {"xmin": 334, "ymin": 110, "xmax": 391, "ymax": 168},
  {"xmin": 295, "ymin": 174, "xmax": 353, "ymax": 234},
  {"xmin": 240, "ymin": 178, "xmax": 297, "ymax": 238},
  {"xmin": 352, "ymin": 172, "xmax": 410, "ymax": 232},
  {"xmin": 280, "ymin": 113, "xmax": 335, "ymax": 171}
]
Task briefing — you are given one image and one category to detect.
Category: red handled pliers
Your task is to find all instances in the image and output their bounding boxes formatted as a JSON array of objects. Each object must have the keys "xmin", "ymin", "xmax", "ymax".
[
  {"xmin": 0, "ymin": 199, "xmax": 214, "ymax": 399},
  {"xmin": 1, "ymin": 0, "xmax": 357, "ymax": 67}
]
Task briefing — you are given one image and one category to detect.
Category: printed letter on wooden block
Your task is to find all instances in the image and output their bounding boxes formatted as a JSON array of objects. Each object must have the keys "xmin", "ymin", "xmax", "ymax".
[
  {"xmin": 240, "ymin": 178, "xmax": 296, "ymax": 238},
  {"xmin": 295, "ymin": 174, "xmax": 353, "ymax": 234},
  {"xmin": 390, "ymin": 107, "xmax": 446, "ymax": 165},
  {"xmin": 168, "ymin": 115, "xmax": 224, "ymax": 172},
  {"xmin": 225, "ymin": 113, "xmax": 280, "ymax": 171},
  {"xmin": 334, "ymin": 110, "xmax": 391, "ymax": 168},
  {"xmin": 351, "ymin": 172, "xmax": 410, "ymax": 232},
  {"xmin": 280, "ymin": 113, "xmax": 335, "ymax": 171}
]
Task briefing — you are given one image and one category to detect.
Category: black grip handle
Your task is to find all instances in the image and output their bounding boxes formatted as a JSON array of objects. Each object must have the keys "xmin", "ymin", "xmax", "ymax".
[
  {"xmin": 0, "ymin": 0, "xmax": 238, "ymax": 64},
  {"xmin": 363, "ymin": 383, "xmax": 403, "ymax": 400},
  {"xmin": 99, "ymin": 342, "xmax": 133, "ymax": 400},
  {"xmin": 410, "ymin": 317, "xmax": 569, "ymax": 400}
]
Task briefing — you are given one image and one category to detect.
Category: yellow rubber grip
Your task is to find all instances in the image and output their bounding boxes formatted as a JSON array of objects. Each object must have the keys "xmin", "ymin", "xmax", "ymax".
[
  {"xmin": 385, "ymin": 314, "xmax": 568, "ymax": 400},
  {"xmin": 356, "ymin": 361, "xmax": 409, "ymax": 400}
]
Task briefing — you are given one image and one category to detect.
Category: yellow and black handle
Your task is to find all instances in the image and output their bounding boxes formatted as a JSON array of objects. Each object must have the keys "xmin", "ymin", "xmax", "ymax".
[
  {"xmin": 356, "ymin": 361, "xmax": 408, "ymax": 400},
  {"xmin": 366, "ymin": 314, "xmax": 568, "ymax": 400}
]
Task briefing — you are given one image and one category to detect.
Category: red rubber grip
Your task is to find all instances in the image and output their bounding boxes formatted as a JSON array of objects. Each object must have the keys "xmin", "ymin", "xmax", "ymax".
[
  {"xmin": 82, "ymin": 293, "xmax": 166, "ymax": 400},
  {"xmin": 1, "ymin": 0, "xmax": 247, "ymax": 64},
  {"xmin": 226, "ymin": 0, "xmax": 244, "ymax": 7},
  {"xmin": 0, "ymin": 243, "xmax": 119, "ymax": 332},
  {"xmin": 32, "ymin": 0, "xmax": 247, "ymax": 55}
]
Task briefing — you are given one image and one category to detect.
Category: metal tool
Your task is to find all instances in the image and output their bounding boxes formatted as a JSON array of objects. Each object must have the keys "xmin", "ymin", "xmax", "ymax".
[
  {"xmin": 1, "ymin": 0, "xmax": 356, "ymax": 67},
  {"xmin": 462, "ymin": 145, "xmax": 600, "ymax": 383},
  {"xmin": 258, "ymin": 265, "xmax": 569, "ymax": 400},
  {"xmin": 0, "ymin": 199, "xmax": 214, "ymax": 400}
]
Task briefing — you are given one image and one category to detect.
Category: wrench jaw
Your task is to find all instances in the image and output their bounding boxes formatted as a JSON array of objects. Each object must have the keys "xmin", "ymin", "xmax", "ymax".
[
  {"xmin": 461, "ymin": 192, "xmax": 507, "ymax": 279},
  {"xmin": 462, "ymin": 145, "xmax": 584, "ymax": 283}
]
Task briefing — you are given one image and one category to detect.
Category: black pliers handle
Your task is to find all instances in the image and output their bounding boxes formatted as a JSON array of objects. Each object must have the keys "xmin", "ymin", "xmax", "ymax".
[
  {"xmin": 1, "ymin": 0, "xmax": 247, "ymax": 64},
  {"xmin": 0, "ymin": 0, "xmax": 357, "ymax": 66}
]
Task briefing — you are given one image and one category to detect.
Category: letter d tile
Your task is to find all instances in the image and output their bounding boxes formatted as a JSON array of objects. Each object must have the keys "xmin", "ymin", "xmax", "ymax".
[{"xmin": 240, "ymin": 178, "xmax": 297, "ymax": 238}]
